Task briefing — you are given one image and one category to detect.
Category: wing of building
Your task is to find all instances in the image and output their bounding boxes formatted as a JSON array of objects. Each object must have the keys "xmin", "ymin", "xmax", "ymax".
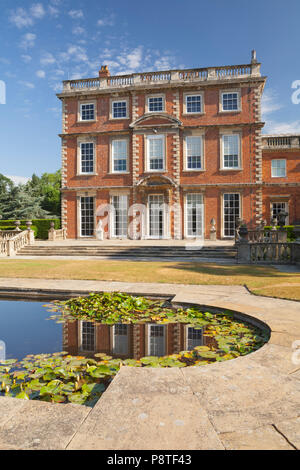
[{"xmin": 56, "ymin": 51, "xmax": 300, "ymax": 240}]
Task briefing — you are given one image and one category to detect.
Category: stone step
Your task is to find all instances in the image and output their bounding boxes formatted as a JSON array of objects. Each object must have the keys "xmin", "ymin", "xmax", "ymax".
[{"xmin": 18, "ymin": 244, "xmax": 237, "ymax": 259}]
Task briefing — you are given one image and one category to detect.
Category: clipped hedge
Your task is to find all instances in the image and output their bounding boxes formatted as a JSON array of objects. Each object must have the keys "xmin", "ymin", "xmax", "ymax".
[
  {"xmin": 0, "ymin": 225, "xmax": 38, "ymax": 237},
  {"xmin": 264, "ymin": 225, "xmax": 296, "ymax": 241},
  {"xmin": 0, "ymin": 219, "xmax": 60, "ymax": 239}
]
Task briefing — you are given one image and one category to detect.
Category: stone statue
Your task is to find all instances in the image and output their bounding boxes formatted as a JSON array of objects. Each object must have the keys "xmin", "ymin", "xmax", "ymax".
[{"xmin": 96, "ymin": 219, "xmax": 104, "ymax": 240}]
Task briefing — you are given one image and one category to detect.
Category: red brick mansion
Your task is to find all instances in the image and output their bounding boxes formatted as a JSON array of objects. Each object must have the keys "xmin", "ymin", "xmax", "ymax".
[{"xmin": 57, "ymin": 51, "xmax": 300, "ymax": 240}]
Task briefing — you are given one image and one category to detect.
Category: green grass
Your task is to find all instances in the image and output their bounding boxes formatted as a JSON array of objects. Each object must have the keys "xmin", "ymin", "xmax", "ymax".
[{"xmin": 0, "ymin": 259, "xmax": 299, "ymax": 300}]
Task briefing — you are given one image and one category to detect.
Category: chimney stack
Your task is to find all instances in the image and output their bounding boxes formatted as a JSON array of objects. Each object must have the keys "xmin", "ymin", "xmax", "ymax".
[{"xmin": 99, "ymin": 65, "xmax": 110, "ymax": 78}]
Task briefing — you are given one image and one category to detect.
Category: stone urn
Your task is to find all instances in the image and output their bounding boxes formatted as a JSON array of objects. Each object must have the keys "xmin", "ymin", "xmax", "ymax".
[
  {"xmin": 14, "ymin": 220, "xmax": 21, "ymax": 231},
  {"xmin": 238, "ymin": 224, "xmax": 248, "ymax": 243}
]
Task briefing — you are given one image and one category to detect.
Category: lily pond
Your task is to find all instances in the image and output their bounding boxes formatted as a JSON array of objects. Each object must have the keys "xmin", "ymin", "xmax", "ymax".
[{"xmin": 0, "ymin": 292, "xmax": 269, "ymax": 406}]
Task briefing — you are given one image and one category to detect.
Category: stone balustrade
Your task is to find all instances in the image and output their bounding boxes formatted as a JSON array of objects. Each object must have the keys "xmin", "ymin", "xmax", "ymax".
[
  {"xmin": 61, "ymin": 62, "xmax": 261, "ymax": 94},
  {"xmin": 237, "ymin": 241, "xmax": 300, "ymax": 265},
  {"xmin": 48, "ymin": 226, "xmax": 66, "ymax": 241},
  {"xmin": 262, "ymin": 135, "xmax": 300, "ymax": 149},
  {"xmin": 0, "ymin": 229, "xmax": 34, "ymax": 256}
]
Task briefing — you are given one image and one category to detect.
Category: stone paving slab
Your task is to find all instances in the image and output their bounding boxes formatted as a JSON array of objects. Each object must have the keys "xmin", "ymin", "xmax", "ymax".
[
  {"xmin": 0, "ymin": 399, "xmax": 90, "ymax": 450},
  {"xmin": 274, "ymin": 417, "xmax": 300, "ymax": 449},
  {"xmin": 219, "ymin": 425, "xmax": 294, "ymax": 450},
  {"xmin": 0, "ymin": 278, "xmax": 299, "ymax": 450},
  {"xmin": 67, "ymin": 367, "xmax": 224, "ymax": 450},
  {"xmin": 181, "ymin": 359, "xmax": 300, "ymax": 435}
]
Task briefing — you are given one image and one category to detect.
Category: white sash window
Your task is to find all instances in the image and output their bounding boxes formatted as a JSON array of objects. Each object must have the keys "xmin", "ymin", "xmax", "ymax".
[
  {"xmin": 147, "ymin": 135, "xmax": 165, "ymax": 171},
  {"xmin": 222, "ymin": 134, "xmax": 240, "ymax": 169},
  {"xmin": 186, "ymin": 136, "xmax": 202, "ymax": 170},
  {"xmin": 112, "ymin": 139, "xmax": 128, "ymax": 173}
]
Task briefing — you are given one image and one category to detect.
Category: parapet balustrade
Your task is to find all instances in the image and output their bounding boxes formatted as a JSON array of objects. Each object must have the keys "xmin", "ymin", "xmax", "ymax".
[
  {"xmin": 262, "ymin": 135, "xmax": 300, "ymax": 149},
  {"xmin": 249, "ymin": 242, "xmax": 295, "ymax": 264},
  {"xmin": 62, "ymin": 62, "xmax": 261, "ymax": 93}
]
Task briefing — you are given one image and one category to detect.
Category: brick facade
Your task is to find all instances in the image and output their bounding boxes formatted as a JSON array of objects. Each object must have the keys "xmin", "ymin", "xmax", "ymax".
[{"xmin": 57, "ymin": 52, "xmax": 300, "ymax": 240}]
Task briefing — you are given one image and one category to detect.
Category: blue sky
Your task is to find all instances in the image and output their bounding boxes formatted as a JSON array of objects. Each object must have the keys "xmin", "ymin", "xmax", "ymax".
[{"xmin": 0, "ymin": 0, "xmax": 300, "ymax": 181}]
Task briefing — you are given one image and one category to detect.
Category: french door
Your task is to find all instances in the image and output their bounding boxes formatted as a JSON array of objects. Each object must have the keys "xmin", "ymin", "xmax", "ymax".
[
  {"xmin": 111, "ymin": 195, "xmax": 128, "ymax": 238},
  {"xmin": 112, "ymin": 324, "xmax": 129, "ymax": 355},
  {"xmin": 185, "ymin": 193, "xmax": 204, "ymax": 238},
  {"xmin": 80, "ymin": 196, "xmax": 94, "ymax": 237},
  {"xmin": 148, "ymin": 194, "xmax": 164, "ymax": 239},
  {"xmin": 186, "ymin": 326, "xmax": 203, "ymax": 350},
  {"xmin": 223, "ymin": 193, "xmax": 240, "ymax": 238},
  {"xmin": 80, "ymin": 321, "xmax": 95, "ymax": 352},
  {"xmin": 147, "ymin": 324, "xmax": 166, "ymax": 356},
  {"xmin": 271, "ymin": 202, "xmax": 289, "ymax": 224}
]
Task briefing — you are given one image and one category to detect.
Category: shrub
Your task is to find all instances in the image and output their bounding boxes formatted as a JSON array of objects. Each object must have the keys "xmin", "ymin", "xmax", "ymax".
[
  {"xmin": 264, "ymin": 225, "xmax": 295, "ymax": 241},
  {"xmin": 0, "ymin": 225, "xmax": 38, "ymax": 237},
  {"xmin": 0, "ymin": 219, "xmax": 60, "ymax": 239}
]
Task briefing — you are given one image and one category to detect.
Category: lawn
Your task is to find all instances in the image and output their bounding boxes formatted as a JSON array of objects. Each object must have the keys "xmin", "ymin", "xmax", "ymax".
[{"xmin": 0, "ymin": 259, "xmax": 299, "ymax": 300}]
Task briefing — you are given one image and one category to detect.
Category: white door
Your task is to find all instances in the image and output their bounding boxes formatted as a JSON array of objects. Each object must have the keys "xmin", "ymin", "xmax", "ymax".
[
  {"xmin": 185, "ymin": 193, "xmax": 204, "ymax": 237},
  {"xmin": 148, "ymin": 194, "xmax": 164, "ymax": 239},
  {"xmin": 271, "ymin": 202, "xmax": 289, "ymax": 224},
  {"xmin": 112, "ymin": 324, "xmax": 129, "ymax": 355},
  {"xmin": 223, "ymin": 193, "xmax": 241, "ymax": 238},
  {"xmin": 80, "ymin": 196, "xmax": 94, "ymax": 237},
  {"xmin": 80, "ymin": 321, "xmax": 95, "ymax": 352},
  {"xmin": 186, "ymin": 326, "xmax": 203, "ymax": 350},
  {"xmin": 148, "ymin": 324, "xmax": 166, "ymax": 356},
  {"xmin": 111, "ymin": 195, "xmax": 128, "ymax": 238}
]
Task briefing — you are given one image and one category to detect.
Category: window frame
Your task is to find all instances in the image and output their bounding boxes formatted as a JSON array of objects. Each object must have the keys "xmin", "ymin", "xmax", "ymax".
[
  {"xmin": 78, "ymin": 101, "xmax": 96, "ymax": 122},
  {"xmin": 145, "ymin": 134, "xmax": 166, "ymax": 172},
  {"xmin": 110, "ymin": 138, "xmax": 129, "ymax": 174},
  {"xmin": 146, "ymin": 94, "xmax": 165, "ymax": 113},
  {"xmin": 271, "ymin": 159, "xmax": 287, "ymax": 178},
  {"xmin": 220, "ymin": 132, "xmax": 242, "ymax": 170},
  {"xmin": 79, "ymin": 321, "xmax": 96, "ymax": 352},
  {"xmin": 183, "ymin": 92, "xmax": 204, "ymax": 115},
  {"xmin": 79, "ymin": 141, "xmax": 95, "ymax": 175},
  {"xmin": 184, "ymin": 134, "xmax": 204, "ymax": 171},
  {"xmin": 184, "ymin": 192, "xmax": 204, "ymax": 239},
  {"xmin": 222, "ymin": 192, "xmax": 242, "ymax": 238},
  {"xmin": 219, "ymin": 90, "xmax": 241, "ymax": 113},
  {"xmin": 110, "ymin": 98, "xmax": 129, "ymax": 120},
  {"xmin": 270, "ymin": 201, "xmax": 289, "ymax": 224}
]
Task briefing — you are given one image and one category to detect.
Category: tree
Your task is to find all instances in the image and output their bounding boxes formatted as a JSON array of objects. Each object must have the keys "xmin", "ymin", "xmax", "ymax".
[{"xmin": 26, "ymin": 170, "xmax": 61, "ymax": 216}]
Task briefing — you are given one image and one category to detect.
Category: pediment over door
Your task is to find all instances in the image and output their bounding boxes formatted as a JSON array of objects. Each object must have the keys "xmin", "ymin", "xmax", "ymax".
[
  {"xmin": 136, "ymin": 174, "xmax": 177, "ymax": 187},
  {"xmin": 129, "ymin": 113, "xmax": 182, "ymax": 129}
]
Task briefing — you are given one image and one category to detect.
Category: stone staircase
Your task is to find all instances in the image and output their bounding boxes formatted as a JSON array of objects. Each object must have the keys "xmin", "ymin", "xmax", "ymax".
[{"xmin": 17, "ymin": 244, "xmax": 237, "ymax": 261}]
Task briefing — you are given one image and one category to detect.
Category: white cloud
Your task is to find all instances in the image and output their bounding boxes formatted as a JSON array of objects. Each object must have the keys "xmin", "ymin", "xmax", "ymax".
[
  {"xmin": 19, "ymin": 80, "xmax": 35, "ymax": 89},
  {"xmin": 59, "ymin": 45, "xmax": 88, "ymax": 63},
  {"xmin": 263, "ymin": 120, "xmax": 300, "ymax": 135},
  {"xmin": 4, "ymin": 175, "xmax": 31, "ymax": 185},
  {"xmin": 49, "ymin": 5, "xmax": 59, "ymax": 17},
  {"xmin": 20, "ymin": 33, "xmax": 36, "ymax": 49},
  {"xmin": 36, "ymin": 70, "xmax": 46, "ymax": 78},
  {"xmin": 30, "ymin": 3, "xmax": 45, "ymax": 19},
  {"xmin": 9, "ymin": 4, "xmax": 45, "ymax": 28},
  {"xmin": 9, "ymin": 8, "xmax": 34, "ymax": 28},
  {"xmin": 154, "ymin": 56, "xmax": 173, "ymax": 70},
  {"xmin": 40, "ymin": 52, "xmax": 56, "ymax": 65},
  {"xmin": 261, "ymin": 89, "xmax": 283, "ymax": 116},
  {"xmin": 68, "ymin": 9, "xmax": 84, "ymax": 19},
  {"xmin": 72, "ymin": 26, "xmax": 85, "ymax": 35},
  {"xmin": 97, "ymin": 14, "xmax": 115, "ymax": 27},
  {"xmin": 21, "ymin": 54, "xmax": 32, "ymax": 63}
]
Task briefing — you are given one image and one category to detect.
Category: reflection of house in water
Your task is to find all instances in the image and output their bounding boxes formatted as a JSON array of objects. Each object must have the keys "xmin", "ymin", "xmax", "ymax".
[{"xmin": 63, "ymin": 321, "xmax": 216, "ymax": 359}]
